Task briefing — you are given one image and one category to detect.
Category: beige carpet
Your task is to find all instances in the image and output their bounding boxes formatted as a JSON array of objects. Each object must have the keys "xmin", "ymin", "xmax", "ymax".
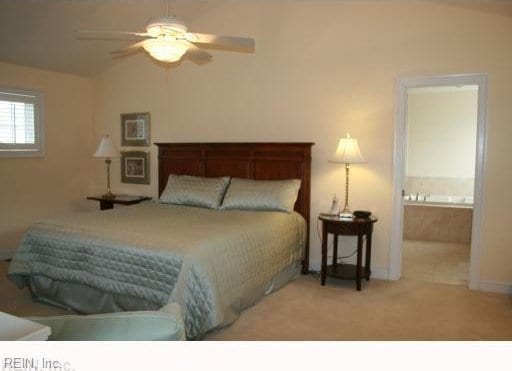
[
  {"xmin": 1, "ymin": 261, "xmax": 511, "ymax": 340},
  {"xmin": 402, "ymin": 240, "xmax": 470, "ymax": 286}
]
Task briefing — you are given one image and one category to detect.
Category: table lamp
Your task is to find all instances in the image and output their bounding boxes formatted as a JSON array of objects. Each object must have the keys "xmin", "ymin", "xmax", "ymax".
[
  {"xmin": 93, "ymin": 134, "xmax": 120, "ymax": 199},
  {"xmin": 329, "ymin": 133, "xmax": 366, "ymax": 219}
]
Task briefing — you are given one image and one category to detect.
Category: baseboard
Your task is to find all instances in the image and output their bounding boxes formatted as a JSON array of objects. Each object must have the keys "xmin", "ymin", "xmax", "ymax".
[
  {"xmin": 478, "ymin": 280, "xmax": 512, "ymax": 295},
  {"xmin": 308, "ymin": 261, "xmax": 389, "ymax": 280},
  {"xmin": 309, "ymin": 261, "xmax": 510, "ymax": 293},
  {"xmin": 367, "ymin": 267, "xmax": 389, "ymax": 280},
  {"xmin": 0, "ymin": 248, "xmax": 15, "ymax": 261}
]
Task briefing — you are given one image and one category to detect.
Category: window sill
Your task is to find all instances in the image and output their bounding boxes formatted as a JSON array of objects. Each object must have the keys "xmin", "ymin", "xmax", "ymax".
[{"xmin": 0, "ymin": 149, "xmax": 45, "ymax": 158}]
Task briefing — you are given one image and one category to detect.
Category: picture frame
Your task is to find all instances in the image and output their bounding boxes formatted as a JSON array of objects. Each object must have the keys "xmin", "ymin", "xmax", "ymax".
[
  {"xmin": 121, "ymin": 151, "xmax": 150, "ymax": 184},
  {"xmin": 121, "ymin": 112, "xmax": 150, "ymax": 146}
]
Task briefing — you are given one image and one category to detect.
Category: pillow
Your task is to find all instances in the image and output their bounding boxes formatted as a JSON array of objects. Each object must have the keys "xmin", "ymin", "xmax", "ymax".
[
  {"xmin": 159, "ymin": 174, "xmax": 230, "ymax": 209},
  {"xmin": 221, "ymin": 178, "xmax": 301, "ymax": 213}
]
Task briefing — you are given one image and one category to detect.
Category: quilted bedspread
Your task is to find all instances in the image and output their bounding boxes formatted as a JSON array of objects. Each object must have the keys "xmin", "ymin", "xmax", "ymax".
[{"xmin": 8, "ymin": 202, "xmax": 306, "ymax": 338}]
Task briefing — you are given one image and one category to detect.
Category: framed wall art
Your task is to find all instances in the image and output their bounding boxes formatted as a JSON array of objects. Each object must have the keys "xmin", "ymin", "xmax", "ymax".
[
  {"xmin": 121, "ymin": 151, "xmax": 150, "ymax": 184},
  {"xmin": 121, "ymin": 112, "xmax": 150, "ymax": 146}
]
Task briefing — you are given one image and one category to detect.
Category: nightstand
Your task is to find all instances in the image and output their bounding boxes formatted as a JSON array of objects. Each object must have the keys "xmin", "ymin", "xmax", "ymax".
[
  {"xmin": 86, "ymin": 195, "xmax": 152, "ymax": 210},
  {"xmin": 318, "ymin": 214, "xmax": 378, "ymax": 291}
]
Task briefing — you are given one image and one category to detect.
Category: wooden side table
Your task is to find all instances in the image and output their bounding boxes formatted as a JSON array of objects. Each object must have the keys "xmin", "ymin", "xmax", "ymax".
[
  {"xmin": 319, "ymin": 214, "xmax": 378, "ymax": 291},
  {"xmin": 86, "ymin": 195, "xmax": 152, "ymax": 210}
]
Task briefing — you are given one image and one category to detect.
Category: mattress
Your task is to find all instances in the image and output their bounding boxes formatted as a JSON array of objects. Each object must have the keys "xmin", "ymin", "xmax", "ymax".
[{"xmin": 8, "ymin": 202, "xmax": 306, "ymax": 338}]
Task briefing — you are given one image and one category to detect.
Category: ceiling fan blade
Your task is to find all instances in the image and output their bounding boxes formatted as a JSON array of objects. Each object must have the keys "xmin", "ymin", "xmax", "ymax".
[
  {"xmin": 184, "ymin": 42, "xmax": 213, "ymax": 65},
  {"xmin": 76, "ymin": 30, "xmax": 149, "ymax": 40},
  {"xmin": 111, "ymin": 40, "xmax": 147, "ymax": 56},
  {"xmin": 184, "ymin": 33, "xmax": 255, "ymax": 52}
]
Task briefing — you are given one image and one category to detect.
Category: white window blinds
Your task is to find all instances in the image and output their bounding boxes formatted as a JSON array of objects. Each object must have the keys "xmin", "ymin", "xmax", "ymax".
[{"xmin": 0, "ymin": 88, "xmax": 44, "ymax": 157}]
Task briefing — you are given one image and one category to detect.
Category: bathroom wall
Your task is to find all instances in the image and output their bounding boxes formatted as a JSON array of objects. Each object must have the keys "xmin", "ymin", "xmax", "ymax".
[
  {"xmin": 406, "ymin": 87, "xmax": 478, "ymax": 197},
  {"xmin": 406, "ymin": 176, "xmax": 474, "ymax": 197}
]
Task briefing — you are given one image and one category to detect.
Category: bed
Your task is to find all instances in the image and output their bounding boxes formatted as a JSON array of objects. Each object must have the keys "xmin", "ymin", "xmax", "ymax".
[{"xmin": 8, "ymin": 142, "xmax": 313, "ymax": 338}]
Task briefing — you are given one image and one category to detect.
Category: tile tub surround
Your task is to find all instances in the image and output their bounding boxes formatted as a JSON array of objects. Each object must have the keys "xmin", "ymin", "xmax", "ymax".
[
  {"xmin": 406, "ymin": 176, "xmax": 474, "ymax": 197},
  {"xmin": 403, "ymin": 204, "xmax": 473, "ymax": 244},
  {"xmin": 404, "ymin": 194, "xmax": 473, "ymax": 207}
]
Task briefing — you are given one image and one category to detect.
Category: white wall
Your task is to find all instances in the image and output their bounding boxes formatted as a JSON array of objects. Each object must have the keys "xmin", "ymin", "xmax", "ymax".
[
  {"xmin": 407, "ymin": 87, "xmax": 478, "ymax": 178},
  {"xmin": 0, "ymin": 62, "xmax": 95, "ymax": 258},
  {"xmin": 91, "ymin": 0, "xmax": 512, "ymax": 283}
]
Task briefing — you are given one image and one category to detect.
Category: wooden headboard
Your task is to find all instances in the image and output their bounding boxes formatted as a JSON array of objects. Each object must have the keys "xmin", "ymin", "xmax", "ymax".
[{"xmin": 155, "ymin": 142, "xmax": 314, "ymax": 273}]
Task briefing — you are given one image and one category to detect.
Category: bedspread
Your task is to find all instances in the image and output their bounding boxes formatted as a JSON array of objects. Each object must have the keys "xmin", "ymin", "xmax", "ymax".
[{"xmin": 8, "ymin": 202, "xmax": 306, "ymax": 338}]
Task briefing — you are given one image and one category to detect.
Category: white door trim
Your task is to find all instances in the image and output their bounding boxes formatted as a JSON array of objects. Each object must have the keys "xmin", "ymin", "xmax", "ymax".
[{"xmin": 389, "ymin": 73, "xmax": 488, "ymax": 290}]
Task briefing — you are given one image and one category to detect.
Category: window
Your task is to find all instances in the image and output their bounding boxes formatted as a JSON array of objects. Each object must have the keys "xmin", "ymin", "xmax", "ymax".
[{"xmin": 0, "ymin": 87, "xmax": 44, "ymax": 157}]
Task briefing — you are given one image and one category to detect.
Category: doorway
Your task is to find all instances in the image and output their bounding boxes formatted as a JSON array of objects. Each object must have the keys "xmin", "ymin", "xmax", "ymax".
[{"xmin": 390, "ymin": 74, "xmax": 488, "ymax": 290}]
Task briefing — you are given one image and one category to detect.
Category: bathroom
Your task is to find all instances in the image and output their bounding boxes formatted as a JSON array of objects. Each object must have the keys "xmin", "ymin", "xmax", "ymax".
[{"xmin": 402, "ymin": 85, "xmax": 478, "ymax": 286}]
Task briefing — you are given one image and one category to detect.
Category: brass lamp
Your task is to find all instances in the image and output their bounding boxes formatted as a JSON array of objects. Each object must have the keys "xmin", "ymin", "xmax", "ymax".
[
  {"xmin": 329, "ymin": 133, "xmax": 366, "ymax": 219},
  {"xmin": 93, "ymin": 135, "xmax": 120, "ymax": 199}
]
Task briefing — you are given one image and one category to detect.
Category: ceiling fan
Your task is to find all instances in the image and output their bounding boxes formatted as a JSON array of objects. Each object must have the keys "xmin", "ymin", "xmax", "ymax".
[{"xmin": 77, "ymin": 15, "xmax": 255, "ymax": 65}]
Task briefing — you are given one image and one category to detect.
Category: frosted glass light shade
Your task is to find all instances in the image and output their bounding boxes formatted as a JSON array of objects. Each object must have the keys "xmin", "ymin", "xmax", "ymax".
[
  {"xmin": 143, "ymin": 37, "xmax": 188, "ymax": 63},
  {"xmin": 329, "ymin": 133, "xmax": 366, "ymax": 164},
  {"xmin": 93, "ymin": 135, "xmax": 120, "ymax": 159}
]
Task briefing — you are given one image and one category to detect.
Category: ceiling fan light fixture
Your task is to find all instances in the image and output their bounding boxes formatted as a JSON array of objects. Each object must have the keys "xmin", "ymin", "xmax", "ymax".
[
  {"xmin": 142, "ymin": 37, "xmax": 188, "ymax": 63},
  {"xmin": 78, "ymin": 13, "xmax": 254, "ymax": 67},
  {"xmin": 145, "ymin": 16, "xmax": 187, "ymax": 37},
  {"xmin": 146, "ymin": 26, "xmax": 163, "ymax": 38}
]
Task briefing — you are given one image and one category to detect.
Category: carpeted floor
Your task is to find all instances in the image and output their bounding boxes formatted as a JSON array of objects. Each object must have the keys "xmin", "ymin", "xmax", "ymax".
[
  {"xmin": 1, "ymin": 261, "xmax": 511, "ymax": 340},
  {"xmin": 402, "ymin": 240, "xmax": 470, "ymax": 286}
]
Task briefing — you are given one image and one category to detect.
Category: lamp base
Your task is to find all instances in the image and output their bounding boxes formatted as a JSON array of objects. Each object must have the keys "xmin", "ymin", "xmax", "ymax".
[
  {"xmin": 102, "ymin": 191, "xmax": 116, "ymax": 199},
  {"xmin": 339, "ymin": 163, "xmax": 354, "ymax": 220},
  {"xmin": 338, "ymin": 211, "xmax": 354, "ymax": 220}
]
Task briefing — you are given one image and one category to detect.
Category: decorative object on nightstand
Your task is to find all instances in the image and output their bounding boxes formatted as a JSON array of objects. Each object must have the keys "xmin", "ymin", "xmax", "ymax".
[
  {"xmin": 353, "ymin": 210, "xmax": 372, "ymax": 219},
  {"xmin": 328, "ymin": 194, "xmax": 340, "ymax": 215},
  {"xmin": 318, "ymin": 213, "xmax": 377, "ymax": 291},
  {"xmin": 329, "ymin": 133, "xmax": 366, "ymax": 219},
  {"xmin": 87, "ymin": 195, "xmax": 152, "ymax": 210},
  {"xmin": 94, "ymin": 134, "xmax": 120, "ymax": 199}
]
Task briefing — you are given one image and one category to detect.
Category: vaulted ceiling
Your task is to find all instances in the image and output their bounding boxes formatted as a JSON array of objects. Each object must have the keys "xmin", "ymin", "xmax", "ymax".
[
  {"xmin": 0, "ymin": 0, "xmax": 229, "ymax": 76},
  {"xmin": 1, "ymin": 0, "xmax": 511, "ymax": 77}
]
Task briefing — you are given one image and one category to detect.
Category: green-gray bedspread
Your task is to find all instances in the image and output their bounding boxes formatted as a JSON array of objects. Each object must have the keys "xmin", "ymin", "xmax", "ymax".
[{"xmin": 8, "ymin": 202, "xmax": 306, "ymax": 338}]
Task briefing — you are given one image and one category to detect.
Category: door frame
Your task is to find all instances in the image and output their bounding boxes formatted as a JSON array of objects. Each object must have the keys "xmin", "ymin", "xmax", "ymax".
[{"xmin": 389, "ymin": 73, "xmax": 488, "ymax": 290}]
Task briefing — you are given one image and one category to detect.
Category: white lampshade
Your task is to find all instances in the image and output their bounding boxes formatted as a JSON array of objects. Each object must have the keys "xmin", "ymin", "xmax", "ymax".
[
  {"xmin": 329, "ymin": 133, "xmax": 366, "ymax": 164},
  {"xmin": 142, "ymin": 37, "xmax": 188, "ymax": 63},
  {"xmin": 93, "ymin": 135, "xmax": 120, "ymax": 159}
]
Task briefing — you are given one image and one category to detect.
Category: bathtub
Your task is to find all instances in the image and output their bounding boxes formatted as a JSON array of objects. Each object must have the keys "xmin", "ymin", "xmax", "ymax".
[
  {"xmin": 403, "ymin": 194, "xmax": 473, "ymax": 243},
  {"xmin": 404, "ymin": 194, "xmax": 473, "ymax": 208}
]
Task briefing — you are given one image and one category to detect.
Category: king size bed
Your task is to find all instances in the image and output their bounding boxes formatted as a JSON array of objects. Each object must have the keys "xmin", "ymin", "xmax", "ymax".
[{"xmin": 8, "ymin": 142, "xmax": 313, "ymax": 339}]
